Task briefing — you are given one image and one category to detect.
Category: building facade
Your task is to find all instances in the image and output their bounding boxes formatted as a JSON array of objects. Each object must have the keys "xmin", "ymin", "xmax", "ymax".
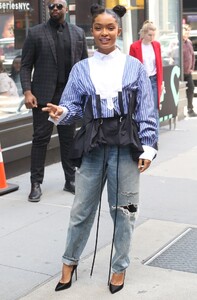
[{"xmin": 0, "ymin": 0, "xmax": 186, "ymax": 178}]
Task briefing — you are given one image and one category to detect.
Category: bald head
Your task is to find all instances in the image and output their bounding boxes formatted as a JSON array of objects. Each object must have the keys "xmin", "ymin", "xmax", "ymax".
[{"xmin": 47, "ymin": 0, "xmax": 67, "ymax": 6}]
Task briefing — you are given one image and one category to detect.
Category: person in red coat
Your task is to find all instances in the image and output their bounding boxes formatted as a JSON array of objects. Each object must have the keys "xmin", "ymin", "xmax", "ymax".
[{"xmin": 129, "ymin": 21, "xmax": 163, "ymax": 136}]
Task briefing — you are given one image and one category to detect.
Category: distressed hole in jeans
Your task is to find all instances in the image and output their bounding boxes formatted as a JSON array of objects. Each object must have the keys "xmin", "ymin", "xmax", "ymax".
[{"xmin": 112, "ymin": 204, "xmax": 138, "ymax": 216}]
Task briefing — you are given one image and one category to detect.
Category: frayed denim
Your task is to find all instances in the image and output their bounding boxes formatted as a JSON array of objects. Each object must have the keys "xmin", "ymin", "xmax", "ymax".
[{"xmin": 62, "ymin": 145, "xmax": 140, "ymax": 273}]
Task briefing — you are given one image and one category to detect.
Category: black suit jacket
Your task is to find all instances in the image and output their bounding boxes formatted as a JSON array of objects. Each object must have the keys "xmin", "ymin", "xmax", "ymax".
[{"xmin": 20, "ymin": 21, "xmax": 88, "ymax": 105}]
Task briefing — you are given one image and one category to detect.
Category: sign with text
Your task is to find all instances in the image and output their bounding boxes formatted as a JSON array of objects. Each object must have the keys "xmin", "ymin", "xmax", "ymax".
[{"xmin": 0, "ymin": 2, "xmax": 30, "ymax": 11}]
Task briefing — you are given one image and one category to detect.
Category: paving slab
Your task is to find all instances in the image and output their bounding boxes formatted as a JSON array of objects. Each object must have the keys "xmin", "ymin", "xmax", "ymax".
[{"xmin": 19, "ymin": 220, "xmax": 197, "ymax": 300}]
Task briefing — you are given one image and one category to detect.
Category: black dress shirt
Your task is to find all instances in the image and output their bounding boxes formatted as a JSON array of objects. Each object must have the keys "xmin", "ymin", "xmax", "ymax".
[{"xmin": 49, "ymin": 18, "xmax": 71, "ymax": 84}]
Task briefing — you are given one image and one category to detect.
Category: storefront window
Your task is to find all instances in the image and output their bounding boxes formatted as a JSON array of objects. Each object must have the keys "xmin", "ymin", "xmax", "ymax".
[
  {"xmin": 148, "ymin": 0, "xmax": 181, "ymax": 123},
  {"xmin": 149, "ymin": 0, "xmax": 181, "ymax": 67},
  {"xmin": 0, "ymin": 0, "xmax": 40, "ymax": 120},
  {"xmin": 129, "ymin": 0, "xmax": 145, "ymax": 43}
]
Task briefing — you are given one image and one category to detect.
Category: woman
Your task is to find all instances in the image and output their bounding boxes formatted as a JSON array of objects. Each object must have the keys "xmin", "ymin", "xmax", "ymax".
[
  {"xmin": 129, "ymin": 21, "xmax": 163, "ymax": 136},
  {"xmin": 10, "ymin": 55, "xmax": 23, "ymax": 97},
  {"xmin": 43, "ymin": 4, "xmax": 157, "ymax": 294}
]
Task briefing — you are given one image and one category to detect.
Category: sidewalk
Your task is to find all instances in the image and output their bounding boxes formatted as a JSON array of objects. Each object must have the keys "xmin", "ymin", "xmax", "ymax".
[
  {"xmin": 20, "ymin": 220, "xmax": 197, "ymax": 300},
  {"xmin": 0, "ymin": 102, "xmax": 197, "ymax": 300}
]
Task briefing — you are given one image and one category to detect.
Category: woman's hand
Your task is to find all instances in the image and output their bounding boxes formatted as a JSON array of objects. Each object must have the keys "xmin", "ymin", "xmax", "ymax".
[
  {"xmin": 42, "ymin": 103, "xmax": 64, "ymax": 121},
  {"xmin": 138, "ymin": 159, "xmax": 151, "ymax": 173}
]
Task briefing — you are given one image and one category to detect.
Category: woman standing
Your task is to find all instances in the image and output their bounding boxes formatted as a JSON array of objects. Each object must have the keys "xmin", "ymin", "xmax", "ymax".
[
  {"xmin": 129, "ymin": 21, "xmax": 163, "ymax": 136},
  {"xmin": 10, "ymin": 55, "xmax": 23, "ymax": 97},
  {"xmin": 43, "ymin": 4, "xmax": 157, "ymax": 295}
]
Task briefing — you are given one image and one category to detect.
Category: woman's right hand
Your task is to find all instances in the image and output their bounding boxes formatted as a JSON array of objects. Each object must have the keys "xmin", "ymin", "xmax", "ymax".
[
  {"xmin": 24, "ymin": 91, "xmax": 38, "ymax": 109},
  {"xmin": 42, "ymin": 103, "xmax": 64, "ymax": 121}
]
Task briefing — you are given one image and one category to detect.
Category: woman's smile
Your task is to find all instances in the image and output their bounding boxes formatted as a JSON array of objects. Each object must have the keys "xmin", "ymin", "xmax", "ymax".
[{"xmin": 99, "ymin": 37, "xmax": 111, "ymax": 44}]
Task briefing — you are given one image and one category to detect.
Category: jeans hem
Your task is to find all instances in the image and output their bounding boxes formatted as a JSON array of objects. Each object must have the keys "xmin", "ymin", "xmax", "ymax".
[{"xmin": 62, "ymin": 257, "xmax": 79, "ymax": 266}]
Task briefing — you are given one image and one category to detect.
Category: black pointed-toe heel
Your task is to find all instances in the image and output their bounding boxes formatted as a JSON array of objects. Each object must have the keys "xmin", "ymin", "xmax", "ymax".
[
  {"xmin": 109, "ymin": 282, "xmax": 124, "ymax": 294},
  {"xmin": 109, "ymin": 271, "xmax": 125, "ymax": 294},
  {"xmin": 55, "ymin": 265, "xmax": 77, "ymax": 292}
]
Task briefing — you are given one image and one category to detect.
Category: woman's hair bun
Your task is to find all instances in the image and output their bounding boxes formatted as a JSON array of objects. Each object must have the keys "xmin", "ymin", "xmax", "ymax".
[
  {"xmin": 90, "ymin": 3, "xmax": 104, "ymax": 16},
  {"xmin": 143, "ymin": 20, "xmax": 153, "ymax": 25},
  {"xmin": 113, "ymin": 5, "xmax": 127, "ymax": 18}
]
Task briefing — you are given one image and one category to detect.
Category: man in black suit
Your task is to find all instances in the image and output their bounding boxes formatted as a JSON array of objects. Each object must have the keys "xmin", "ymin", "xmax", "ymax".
[{"xmin": 20, "ymin": 0, "xmax": 88, "ymax": 202}]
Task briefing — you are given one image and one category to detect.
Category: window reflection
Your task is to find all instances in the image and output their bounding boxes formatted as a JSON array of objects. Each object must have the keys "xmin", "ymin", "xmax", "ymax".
[
  {"xmin": 149, "ymin": 0, "xmax": 181, "ymax": 68},
  {"xmin": 0, "ymin": 0, "xmax": 39, "ymax": 120},
  {"xmin": 159, "ymin": 33, "xmax": 179, "ymax": 66},
  {"xmin": 0, "ymin": 58, "xmax": 27, "ymax": 118}
]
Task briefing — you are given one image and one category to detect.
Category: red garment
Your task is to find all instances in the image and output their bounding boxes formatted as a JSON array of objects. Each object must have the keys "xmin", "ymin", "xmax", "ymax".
[{"xmin": 129, "ymin": 39, "xmax": 163, "ymax": 105}]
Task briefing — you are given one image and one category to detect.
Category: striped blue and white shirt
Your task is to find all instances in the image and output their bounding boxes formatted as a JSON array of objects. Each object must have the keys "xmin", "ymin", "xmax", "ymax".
[{"xmin": 55, "ymin": 48, "xmax": 158, "ymax": 160}]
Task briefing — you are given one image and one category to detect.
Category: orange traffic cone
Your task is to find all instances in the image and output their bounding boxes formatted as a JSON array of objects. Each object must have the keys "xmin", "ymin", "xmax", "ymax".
[{"xmin": 0, "ymin": 144, "xmax": 19, "ymax": 196}]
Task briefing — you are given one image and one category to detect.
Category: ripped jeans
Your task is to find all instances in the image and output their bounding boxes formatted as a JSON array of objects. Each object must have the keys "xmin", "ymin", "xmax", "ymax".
[{"xmin": 62, "ymin": 145, "xmax": 140, "ymax": 273}]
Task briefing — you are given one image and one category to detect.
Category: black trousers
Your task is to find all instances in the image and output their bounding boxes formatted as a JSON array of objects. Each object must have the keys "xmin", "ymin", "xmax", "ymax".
[
  {"xmin": 30, "ymin": 86, "xmax": 75, "ymax": 184},
  {"xmin": 184, "ymin": 73, "xmax": 195, "ymax": 111}
]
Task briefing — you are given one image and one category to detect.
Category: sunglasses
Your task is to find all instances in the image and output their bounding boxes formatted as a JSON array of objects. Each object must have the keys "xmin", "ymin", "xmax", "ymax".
[{"xmin": 48, "ymin": 3, "xmax": 64, "ymax": 10}]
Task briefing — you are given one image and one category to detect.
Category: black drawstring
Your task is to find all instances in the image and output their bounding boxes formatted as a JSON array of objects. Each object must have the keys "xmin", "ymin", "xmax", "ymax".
[
  {"xmin": 90, "ymin": 95, "xmax": 105, "ymax": 277},
  {"xmin": 107, "ymin": 146, "xmax": 120, "ymax": 285},
  {"xmin": 90, "ymin": 147, "xmax": 106, "ymax": 277},
  {"xmin": 90, "ymin": 93, "xmax": 122, "ymax": 281}
]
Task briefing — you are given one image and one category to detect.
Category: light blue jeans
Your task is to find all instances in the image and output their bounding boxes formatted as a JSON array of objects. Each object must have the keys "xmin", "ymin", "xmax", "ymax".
[{"xmin": 62, "ymin": 145, "xmax": 140, "ymax": 273}]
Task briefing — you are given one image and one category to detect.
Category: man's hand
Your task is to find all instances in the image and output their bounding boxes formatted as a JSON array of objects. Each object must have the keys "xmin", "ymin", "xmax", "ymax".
[
  {"xmin": 24, "ymin": 91, "xmax": 38, "ymax": 109},
  {"xmin": 138, "ymin": 159, "xmax": 151, "ymax": 173},
  {"xmin": 42, "ymin": 103, "xmax": 64, "ymax": 121}
]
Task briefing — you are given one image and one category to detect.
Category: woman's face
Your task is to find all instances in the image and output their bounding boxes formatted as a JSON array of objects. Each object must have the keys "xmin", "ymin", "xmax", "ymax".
[
  {"xmin": 2, "ymin": 16, "xmax": 14, "ymax": 38},
  {"xmin": 13, "ymin": 58, "xmax": 21, "ymax": 72},
  {"xmin": 91, "ymin": 13, "xmax": 121, "ymax": 55},
  {"xmin": 143, "ymin": 29, "xmax": 156, "ymax": 44}
]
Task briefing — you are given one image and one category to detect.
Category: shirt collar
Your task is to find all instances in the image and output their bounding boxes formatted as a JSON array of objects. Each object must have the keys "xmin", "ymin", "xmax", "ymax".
[
  {"xmin": 49, "ymin": 18, "xmax": 66, "ymax": 29},
  {"xmin": 93, "ymin": 48, "xmax": 122, "ymax": 60}
]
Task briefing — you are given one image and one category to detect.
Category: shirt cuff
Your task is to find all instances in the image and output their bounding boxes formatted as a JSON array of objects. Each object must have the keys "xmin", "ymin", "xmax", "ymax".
[
  {"xmin": 139, "ymin": 145, "xmax": 157, "ymax": 161},
  {"xmin": 48, "ymin": 106, "xmax": 68, "ymax": 125}
]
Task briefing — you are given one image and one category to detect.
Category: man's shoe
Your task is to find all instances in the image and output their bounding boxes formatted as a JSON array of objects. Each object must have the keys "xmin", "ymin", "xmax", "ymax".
[
  {"xmin": 188, "ymin": 109, "xmax": 197, "ymax": 117},
  {"xmin": 63, "ymin": 181, "xmax": 75, "ymax": 195},
  {"xmin": 28, "ymin": 183, "xmax": 42, "ymax": 202}
]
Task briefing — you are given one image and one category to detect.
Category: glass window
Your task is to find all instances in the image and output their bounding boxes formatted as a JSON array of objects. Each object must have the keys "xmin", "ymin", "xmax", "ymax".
[
  {"xmin": 0, "ymin": 0, "xmax": 40, "ymax": 120},
  {"xmin": 129, "ymin": 0, "xmax": 145, "ymax": 43},
  {"xmin": 149, "ymin": 0, "xmax": 181, "ymax": 67},
  {"xmin": 183, "ymin": 9, "xmax": 197, "ymax": 70}
]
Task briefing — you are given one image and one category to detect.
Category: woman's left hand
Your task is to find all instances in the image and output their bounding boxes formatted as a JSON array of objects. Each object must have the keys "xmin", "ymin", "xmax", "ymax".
[{"xmin": 138, "ymin": 159, "xmax": 151, "ymax": 173}]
